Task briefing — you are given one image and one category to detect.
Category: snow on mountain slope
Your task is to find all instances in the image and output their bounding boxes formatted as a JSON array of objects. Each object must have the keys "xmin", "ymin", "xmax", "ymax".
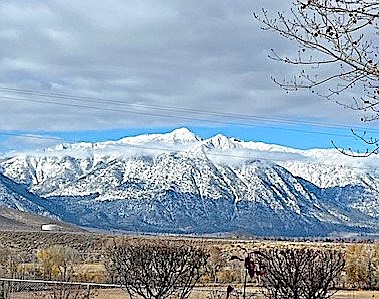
[
  {"xmin": 0, "ymin": 128, "xmax": 378, "ymax": 236},
  {"xmin": 117, "ymin": 127, "xmax": 201, "ymax": 144},
  {"xmin": 0, "ymin": 173, "xmax": 54, "ymax": 217}
]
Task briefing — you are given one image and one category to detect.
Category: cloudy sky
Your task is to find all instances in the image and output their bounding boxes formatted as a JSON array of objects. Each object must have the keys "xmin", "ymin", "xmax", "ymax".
[{"xmin": 0, "ymin": 0, "xmax": 378, "ymax": 152}]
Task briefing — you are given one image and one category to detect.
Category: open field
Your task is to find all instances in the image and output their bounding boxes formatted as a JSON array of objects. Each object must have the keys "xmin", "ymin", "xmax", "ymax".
[
  {"xmin": 333, "ymin": 290, "xmax": 379, "ymax": 299},
  {"xmin": 0, "ymin": 229, "xmax": 359, "ymax": 256},
  {"xmin": 91, "ymin": 288, "xmax": 379, "ymax": 299},
  {"xmin": 0, "ymin": 230, "xmax": 377, "ymax": 299}
]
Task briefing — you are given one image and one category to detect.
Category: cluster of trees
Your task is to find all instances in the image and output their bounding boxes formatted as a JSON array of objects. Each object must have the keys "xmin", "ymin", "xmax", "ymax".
[
  {"xmin": 0, "ymin": 245, "xmax": 96, "ymax": 299},
  {"xmin": 0, "ymin": 241, "xmax": 378, "ymax": 299},
  {"xmin": 0, "ymin": 245, "xmax": 104, "ymax": 283},
  {"xmin": 103, "ymin": 241, "xmax": 378, "ymax": 298}
]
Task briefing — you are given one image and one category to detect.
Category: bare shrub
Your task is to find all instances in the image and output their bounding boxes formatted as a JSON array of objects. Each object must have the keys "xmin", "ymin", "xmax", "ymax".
[
  {"xmin": 253, "ymin": 247, "xmax": 345, "ymax": 299},
  {"xmin": 104, "ymin": 238, "xmax": 208, "ymax": 299},
  {"xmin": 32, "ymin": 283, "xmax": 96, "ymax": 299}
]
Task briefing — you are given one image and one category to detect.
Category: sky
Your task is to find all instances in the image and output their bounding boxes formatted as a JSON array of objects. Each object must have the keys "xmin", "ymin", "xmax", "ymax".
[{"xmin": 0, "ymin": 0, "xmax": 378, "ymax": 153}]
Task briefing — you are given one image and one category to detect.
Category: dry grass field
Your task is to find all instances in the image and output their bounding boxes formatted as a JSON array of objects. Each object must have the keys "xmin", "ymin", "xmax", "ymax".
[
  {"xmin": 90, "ymin": 288, "xmax": 379, "ymax": 299},
  {"xmin": 10, "ymin": 288, "xmax": 378, "ymax": 299},
  {"xmin": 1, "ymin": 230, "xmax": 377, "ymax": 299},
  {"xmin": 332, "ymin": 290, "xmax": 379, "ymax": 299}
]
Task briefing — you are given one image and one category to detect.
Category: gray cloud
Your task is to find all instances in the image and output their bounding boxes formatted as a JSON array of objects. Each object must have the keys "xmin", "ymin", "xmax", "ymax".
[{"xmin": 0, "ymin": 0, "xmax": 372, "ymax": 132}]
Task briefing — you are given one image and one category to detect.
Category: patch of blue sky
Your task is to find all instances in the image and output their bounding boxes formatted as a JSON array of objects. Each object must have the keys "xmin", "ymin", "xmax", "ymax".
[{"xmin": 1, "ymin": 123, "xmax": 377, "ymax": 153}]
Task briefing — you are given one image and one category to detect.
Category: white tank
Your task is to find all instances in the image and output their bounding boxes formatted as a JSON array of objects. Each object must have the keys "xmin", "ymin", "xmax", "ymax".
[{"xmin": 41, "ymin": 224, "xmax": 63, "ymax": 231}]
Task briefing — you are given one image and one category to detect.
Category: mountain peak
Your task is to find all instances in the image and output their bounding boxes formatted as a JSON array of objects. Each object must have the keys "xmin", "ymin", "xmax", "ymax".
[
  {"xmin": 158, "ymin": 127, "xmax": 201, "ymax": 144},
  {"xmin": 170, "ymin": 127, "xmax": 193, "ymax": 135}
]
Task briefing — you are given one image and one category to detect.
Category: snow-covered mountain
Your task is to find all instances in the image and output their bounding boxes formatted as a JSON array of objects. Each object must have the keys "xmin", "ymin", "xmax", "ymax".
[
  {"xmin": 0, "ymin": 173, "xmax": 54, "ymax": 217},
  {"xmin": 0, "ymin": 128, "xmax": 378, "ymax": 236}
]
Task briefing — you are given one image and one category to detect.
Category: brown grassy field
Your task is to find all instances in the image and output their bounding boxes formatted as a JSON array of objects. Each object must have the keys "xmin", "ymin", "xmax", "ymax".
[
  {"xmin": 1, "ymin": 231, "xmax": 377, "ymax": 299},
  {"xmin": 10, "ymin": 288, "xmax": 379, "ymax": 299},
  {"xmin": 91, "ymin": 288, "xmax": 379, "ymax": 299}
]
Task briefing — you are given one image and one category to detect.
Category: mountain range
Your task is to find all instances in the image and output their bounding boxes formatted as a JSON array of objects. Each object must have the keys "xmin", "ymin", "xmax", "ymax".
[{"xmin": 0, "ymin": 128, "xmax": 378, "ymax": 237}]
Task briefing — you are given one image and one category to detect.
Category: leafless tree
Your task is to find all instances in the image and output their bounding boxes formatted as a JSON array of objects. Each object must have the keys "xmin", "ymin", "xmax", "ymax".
[
  {"xmin": 104, "ymin": 239, "xmax": 208, "ymax": 299},
  {"xmin": 253, "ymin": 247, "xmax": 345, "ymax": 299},
  {"xmin": 254, "ymin": 1, "xmax": 379, "ymax": 155},
  {"xmin": 254, "ymin": 0, "xmax": 378, "ymax": 107}
]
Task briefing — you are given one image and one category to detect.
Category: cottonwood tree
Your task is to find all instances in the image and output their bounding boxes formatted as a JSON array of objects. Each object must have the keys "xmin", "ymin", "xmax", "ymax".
[
  {"xmin": 253, "ymin": 247, "xmax": 345, "ymax": 299},
  {"xmin": 345, "ymin": 243, "xmax": 379, "ymax": 289},
  {"xmin": 104, "ymin": 239, "xmax": 208, "ymax": 299},
  {"xmin": 254, "ymin": 0, "xmax": 379, "ymax": 155},
  {"xmin": 36, "ymin": 245, "xmax": 80, "ymax": 281},
  {"xmin": 34, "ymin": 245, "xmax": 94, "ymax": 299}
]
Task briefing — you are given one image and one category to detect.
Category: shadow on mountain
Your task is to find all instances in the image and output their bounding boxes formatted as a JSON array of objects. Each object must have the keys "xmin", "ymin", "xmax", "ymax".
[{"xmin": 46, "ymin": 187, "xmax": 376, "ymax": 237}]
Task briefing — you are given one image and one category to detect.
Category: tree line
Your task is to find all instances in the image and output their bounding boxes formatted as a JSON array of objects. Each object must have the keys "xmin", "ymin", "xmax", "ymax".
[{"xmin": 0, "ymin": 240, "xmax": 377, "ymax": 298}]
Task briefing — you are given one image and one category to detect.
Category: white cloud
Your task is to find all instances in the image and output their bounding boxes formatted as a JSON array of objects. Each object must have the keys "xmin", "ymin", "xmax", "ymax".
[{"xmin": 0, "ymin": 134, "xmax": 63, "ymax": 155}]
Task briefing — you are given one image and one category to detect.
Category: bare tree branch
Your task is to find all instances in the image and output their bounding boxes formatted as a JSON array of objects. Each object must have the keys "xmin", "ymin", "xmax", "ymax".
[{"xmin": 254, "ymin": 0, "xmax": 379, "ymax": 116}]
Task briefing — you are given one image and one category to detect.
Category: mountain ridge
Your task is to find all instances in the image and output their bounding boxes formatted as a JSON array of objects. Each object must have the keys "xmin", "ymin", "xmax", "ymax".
[{"xmin": 0, "ymin": 128, "xmax": 378, "ymax": 236}]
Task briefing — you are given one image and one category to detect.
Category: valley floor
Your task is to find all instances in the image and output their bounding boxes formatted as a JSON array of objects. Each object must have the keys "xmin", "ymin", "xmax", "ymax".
[
  {"xmin": 9, "ymin": 288, "xmax": 379, "ymax": 299},
  {"xmin": 69, "ymin": 288, "xmax": 379, "ymax": 299},
  {"xmin": 1, "ymin": 230, "xmax": 378, "ymax": 299}
]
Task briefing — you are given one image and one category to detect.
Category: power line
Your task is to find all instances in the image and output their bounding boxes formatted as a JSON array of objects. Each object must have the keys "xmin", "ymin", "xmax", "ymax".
[
  {"xmin": 0, "ymin": 132, "xmax": 63, "ymax": 142},
  {"xmin": 0, "ymin": 95, "xmax": 361, "ymax": 139},
  {"xmin": 1, "ymin": 86, "xmax": 378, "ymax": 133}
]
